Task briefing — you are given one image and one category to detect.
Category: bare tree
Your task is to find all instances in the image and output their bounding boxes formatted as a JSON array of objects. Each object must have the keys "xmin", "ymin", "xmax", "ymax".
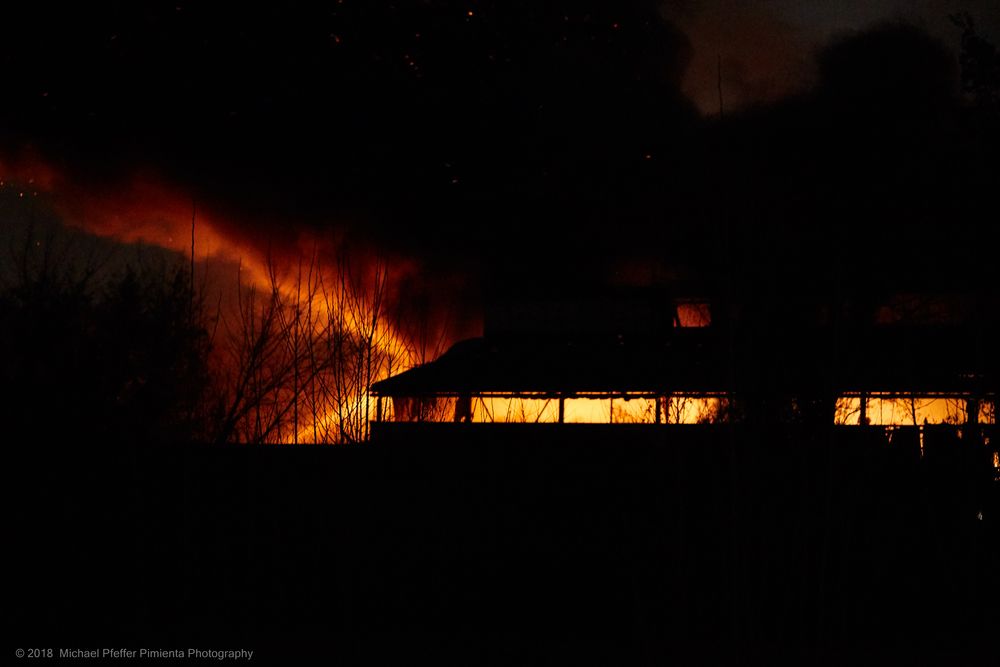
[{"xmin": 210, "ymin": 245, "xmax": 440, "ymax": 443}]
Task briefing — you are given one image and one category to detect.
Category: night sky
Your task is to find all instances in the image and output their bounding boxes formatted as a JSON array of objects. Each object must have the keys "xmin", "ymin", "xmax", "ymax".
[{"xmin": 2, "ymin": 1, "xmax": 998, "ymax": 293}]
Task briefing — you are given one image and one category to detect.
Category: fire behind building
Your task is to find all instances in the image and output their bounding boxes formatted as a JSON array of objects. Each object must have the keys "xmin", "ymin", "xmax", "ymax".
[
  {"xmin": 372, "ymin": 286, "xmax": 997, "ymax": 476},
  {"xmin": 372, "ymin": 287, "xmax": 1000, "ymax": 490}
]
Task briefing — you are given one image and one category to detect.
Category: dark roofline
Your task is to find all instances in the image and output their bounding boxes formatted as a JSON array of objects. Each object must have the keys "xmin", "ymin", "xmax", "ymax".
[{"xmin": 372, "ymin": 327, "xmax": 997, "ymax": 398}]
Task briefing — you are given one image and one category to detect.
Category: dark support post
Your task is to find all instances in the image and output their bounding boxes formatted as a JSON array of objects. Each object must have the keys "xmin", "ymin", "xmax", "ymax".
[
  {"xmin": 966, "ymin": 396, "xmax": 979, "ymax": 426},
  {"xmin": 455, "ymin": 393, "xmax": 472, "ymax": 423},
  {"xmin": 558, "ymin": 396, "xmax": 565, "ymax": 424},
  {"xmin": 859, "ymin": 391, "xmax": 868, "ymax": 426},
  {"xmin": 376, "ymin": 396, "xmax": 383, "ymax": 423},
  {"xmin": 655, "ymin": 395, "xmax": 663, "ymax": 424}
]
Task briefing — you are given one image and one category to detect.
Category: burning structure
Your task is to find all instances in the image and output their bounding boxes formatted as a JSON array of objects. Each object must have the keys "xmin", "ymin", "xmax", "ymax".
[
  {"xmin": 372, "ymin": 286, "xmax": 997, "ymax": 436},
  {"xmin": 373, "ymin": 288, "xmax": 722, "ymax": 425}
]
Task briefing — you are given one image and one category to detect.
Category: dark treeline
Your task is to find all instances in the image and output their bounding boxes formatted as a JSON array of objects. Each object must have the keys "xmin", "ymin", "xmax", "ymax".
[{"xmin": 0, "ymin": 231, "xmax": 212, "ymax": 444}]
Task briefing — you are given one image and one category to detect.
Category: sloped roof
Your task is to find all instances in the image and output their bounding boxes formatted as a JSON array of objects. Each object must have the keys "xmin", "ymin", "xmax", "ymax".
[
  {"xmin": 373, "ymin": 332, "xmax": 724, "ymax": 396},
  {"xmin": 372, "ymin": 326, "xmax": 998, "ymax": 398}
]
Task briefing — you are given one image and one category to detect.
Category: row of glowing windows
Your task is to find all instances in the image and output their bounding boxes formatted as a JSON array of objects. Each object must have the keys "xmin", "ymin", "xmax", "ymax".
[{"xmin": 386, "ymin": 395, "xmax": 996, "ymax": 425}]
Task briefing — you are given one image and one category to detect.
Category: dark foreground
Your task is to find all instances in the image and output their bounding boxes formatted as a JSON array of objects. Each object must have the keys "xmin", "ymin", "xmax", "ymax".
[{"xmin": 14, "ymin": 425, "xmax": 998, "ymax": 664}]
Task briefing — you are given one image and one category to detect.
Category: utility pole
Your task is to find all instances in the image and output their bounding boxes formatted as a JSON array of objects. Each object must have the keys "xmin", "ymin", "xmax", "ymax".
[
  {"xmin": 190, "ymin": 198, "xmax": 197, "ymax": 319},
  {"xmin": 717, "ymin": 54, "xmax": 725, "ymax": 118}
]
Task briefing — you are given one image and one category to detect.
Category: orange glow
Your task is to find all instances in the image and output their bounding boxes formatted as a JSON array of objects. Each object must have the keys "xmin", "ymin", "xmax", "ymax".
[
  {"xmin": 2, "ymin": 152, "xmax": 448, "ymax": 443},
  {"xmin": 0, "ymin": 151, "xmax": 59, "ymax": 191},
  {"xmin": 385, "ymin": 394, "xmax": 723, "ymax": 424},
  {"xmin": 675, "ymin": 302, "xmax": 711, "ymax": 327},
  {"xmin": 661, "ymin": 3, "xmax": 812, "ymax": 115},
  {"xmin": 2, "ymin": 151, "xmax": 268, "ymax": 282},
  {"xmin": 564, "ymin": 398, "xmax": 617, "ymax": 424},
  {"xmin": 474, "ymin": 397, "xmax": 559, "ymax": 423},
  {"xmin": 834, "ymin": 396, "xmax": 996, "ymax": 426}
]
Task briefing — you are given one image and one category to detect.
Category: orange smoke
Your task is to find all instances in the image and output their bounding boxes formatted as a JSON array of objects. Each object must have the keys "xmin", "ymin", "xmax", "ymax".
[
  {"xmin": 2, "ymin": 149, "xmax": 276, "ymax": 286},
  {"xmin": 661, "ymin": 3, "xmax": 815, "ymax": 114},
  {"xmin": 2, "ymin": 149, "xmax": 458, "ymax": 443},
  {"xmin": 2, "ymin": 149, "xmax": 433, "ymax": 317}
]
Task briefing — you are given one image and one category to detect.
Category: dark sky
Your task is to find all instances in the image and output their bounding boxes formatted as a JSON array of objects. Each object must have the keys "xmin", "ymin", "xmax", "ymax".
[
  {"xmin": 2, "ymin": 2, "xmax": 692, "ymax": 264},
  {"xmin": 664, "ymin": 0, "xmax": 999, "ymax": 111},
  {"xmin": 2, "ymin": 1, "xmax": 998, "ymax": 294}
]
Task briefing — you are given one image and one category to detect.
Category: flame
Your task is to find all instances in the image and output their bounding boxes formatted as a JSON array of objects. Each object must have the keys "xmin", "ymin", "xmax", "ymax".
[{"xmin": 2, "ymin": 150, "xmax": 453, "ymax": 443}]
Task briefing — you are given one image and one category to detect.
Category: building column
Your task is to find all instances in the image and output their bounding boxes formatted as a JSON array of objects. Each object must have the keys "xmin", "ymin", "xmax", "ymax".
[{"xmin": 966, "ymin": 396, "xmax": 980, "ymax": 426}]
